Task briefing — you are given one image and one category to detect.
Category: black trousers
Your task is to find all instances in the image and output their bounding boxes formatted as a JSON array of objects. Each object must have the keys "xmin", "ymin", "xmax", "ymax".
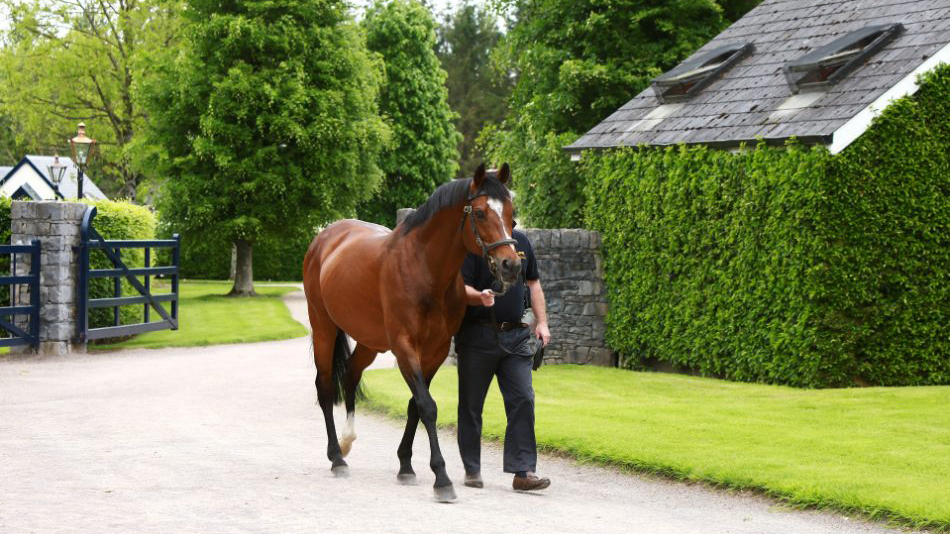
[{"xmin": 456, "ymin": 324, "xmax": 537, "ymax": 474}]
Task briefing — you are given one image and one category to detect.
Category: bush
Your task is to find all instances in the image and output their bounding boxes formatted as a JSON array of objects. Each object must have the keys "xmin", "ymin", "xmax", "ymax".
[
  {"xmin": 0, "ymin": 196, "xmax": 12, "ymax": 310},
  {"xmin": 174, "ymin": 228, "xmax": 314, "ymax": 282},
  {"xmin": 482, "ymin": 127, "xmax": 585, "ymax": 228},
  {"xmin": 82, "ymin": 199, "xmax": 157, "ymax": 331},
  {"xmin": 585, "ymin": 65, "xmax": 950, "ymax": 388}
]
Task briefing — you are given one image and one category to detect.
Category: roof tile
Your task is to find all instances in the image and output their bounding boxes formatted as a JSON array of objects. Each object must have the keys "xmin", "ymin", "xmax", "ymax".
[{"xmin": 568, "ymin": 0, "xmax": 949, "ymax": 151}]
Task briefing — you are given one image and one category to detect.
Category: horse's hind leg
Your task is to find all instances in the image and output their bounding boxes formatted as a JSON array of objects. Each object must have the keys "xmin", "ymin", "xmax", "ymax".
[
  {"xmin": 309, "ymin": 305, "xmax": 348, "ymax": 477},
  {"xmin": 396, "ymin": 396, "xmax": 420, "ymax": 484},
  {"xmin": 339, "ymin": 343, "xmax": 376, "ymax": 457}
]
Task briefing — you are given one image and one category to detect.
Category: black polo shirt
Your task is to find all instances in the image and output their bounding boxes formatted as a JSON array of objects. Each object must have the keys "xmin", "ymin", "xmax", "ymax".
[{"xmin": 461, "ymin": 229, "xmax": 539, "ymax": 324}]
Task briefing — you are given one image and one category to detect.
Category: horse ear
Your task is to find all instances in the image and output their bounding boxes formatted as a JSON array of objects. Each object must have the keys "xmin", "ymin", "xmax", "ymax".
[
  {"xmin": 473, "ymin": 163, "xmax": 486, "ymax": 189},
  {"xmin": 497, "ymin": 163, "xmax": 511, "ymax": 185}
]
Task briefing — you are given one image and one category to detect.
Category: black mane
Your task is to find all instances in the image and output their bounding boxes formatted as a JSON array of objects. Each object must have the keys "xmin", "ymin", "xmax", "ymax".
[{"xmin": 400, "ymin": 175, "xmax": 510, "ymax": 234}]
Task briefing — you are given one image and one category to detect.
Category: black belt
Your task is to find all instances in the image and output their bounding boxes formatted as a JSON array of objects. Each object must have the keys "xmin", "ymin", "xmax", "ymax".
[{"xmin": 475, "ymin": 319, "xmax": 528, "ymax": 331}]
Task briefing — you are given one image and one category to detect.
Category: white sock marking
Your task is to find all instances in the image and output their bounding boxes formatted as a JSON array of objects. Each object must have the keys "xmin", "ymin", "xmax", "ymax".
[{"xmin": 340, "ymin": 411, "xmax": 356, "ymax": 457}]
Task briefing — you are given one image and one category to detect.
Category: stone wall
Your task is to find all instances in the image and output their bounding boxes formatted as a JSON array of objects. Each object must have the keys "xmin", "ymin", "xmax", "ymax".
[
  {"xmin": 11, "ymin": 201, "xmax": 86, "ymax": 355},
  {"xmin": 522, "ymin": 228, "xmax": 613, "ymax": 367},
  {"xmin": 395, "ymin": 206, "xmax": 614, "ymax": 367}
]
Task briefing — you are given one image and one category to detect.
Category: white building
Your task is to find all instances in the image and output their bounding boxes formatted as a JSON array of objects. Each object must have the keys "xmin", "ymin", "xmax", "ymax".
[{"xmin": 0, "ymin": 155, "xmax": 108, "ymax": 200}]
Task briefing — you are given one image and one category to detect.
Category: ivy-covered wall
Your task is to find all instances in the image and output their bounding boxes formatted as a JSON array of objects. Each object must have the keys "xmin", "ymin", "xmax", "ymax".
[{"xmin": 584, "ymin": 65, "xmax": 950, "ymax": 388}]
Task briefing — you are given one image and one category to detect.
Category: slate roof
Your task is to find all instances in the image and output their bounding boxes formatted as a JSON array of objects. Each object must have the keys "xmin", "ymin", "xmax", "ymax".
[
  {"xmin": 24, "ymin": 155, "xmax": 108, "ymax": 200},
  {"xmin": 566, "ymin": 0, "xmax": 950, "ymax": 151},
  {"xmin": 0, "ymin": 155, "xmax": 108, "ymax": 200}
]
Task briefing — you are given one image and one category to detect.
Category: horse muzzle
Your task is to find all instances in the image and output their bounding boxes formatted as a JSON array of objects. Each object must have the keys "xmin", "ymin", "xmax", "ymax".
[{"xmin": 488, "ymin": 256, "xmax": 521, "ymax": 295}]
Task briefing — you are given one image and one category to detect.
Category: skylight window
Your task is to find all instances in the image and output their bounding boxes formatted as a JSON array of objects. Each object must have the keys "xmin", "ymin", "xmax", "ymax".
[
  {"xmin": 651, "ymin": 43, "xmax": 754, "ymax": 103},
  {"xmin": 784, "ymin": 23, "xmax": 904, "ymax": 93}
]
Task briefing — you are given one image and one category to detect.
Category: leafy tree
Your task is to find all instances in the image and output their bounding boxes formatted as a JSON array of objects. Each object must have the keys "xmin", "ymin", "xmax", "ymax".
[
  {"xmin": 141, "ymin": 0, "xmax": 388, "ymax": 295},
  {"xmin": 356, "ymin": 0, "xmax": 459, "ymax": 228},
  {"xmin": 436, "ymin": 1, "xmax": 511, "ymax": 178},
  {"xmin": 484, "ymin": 0, "xmax": 761, "ymax": 227},
  {"xmin": 0, "ymin": 0, "xmax": 182, "ymax": 198}
]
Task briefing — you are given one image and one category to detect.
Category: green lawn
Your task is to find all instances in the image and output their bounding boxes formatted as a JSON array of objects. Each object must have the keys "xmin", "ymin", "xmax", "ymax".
[
  {"xmin": 93, "ymin": 280, "xmax": 308, "ymax": 350},
  {"xmin": 363, "ymin": 365, "xmax": 950, "ymax": 531}
]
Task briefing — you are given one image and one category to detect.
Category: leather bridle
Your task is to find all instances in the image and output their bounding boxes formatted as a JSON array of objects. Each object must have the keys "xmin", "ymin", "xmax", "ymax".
[{"xmin": 459, "ymin": 191, "xmax": 517, "ymax": 291}]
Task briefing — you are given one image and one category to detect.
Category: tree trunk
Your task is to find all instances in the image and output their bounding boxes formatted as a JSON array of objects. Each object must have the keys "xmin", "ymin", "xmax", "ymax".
[
  {"xmin": 228, "ymin": 239, "xmax": 257, "ymax": 297},
  {"xmin": 229, "ymin": 244, "xmax": 237, "ymax": 281}
]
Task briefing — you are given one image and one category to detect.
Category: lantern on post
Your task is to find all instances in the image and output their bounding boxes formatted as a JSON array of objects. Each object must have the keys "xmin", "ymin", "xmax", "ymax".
[
  {"xmin": 68, "ymin": 123, "xmax": 96, "ymax": 199},
  {"xmin": 46, "ymin": 155, "xmax": 67, "ymax": 199}
]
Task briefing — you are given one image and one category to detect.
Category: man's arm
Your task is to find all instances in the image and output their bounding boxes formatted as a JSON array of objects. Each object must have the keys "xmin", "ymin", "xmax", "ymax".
[
  {"xmin": 465, "ymin": 285, "xmax": 495, "ymax": 307},
  {"xmin": 526, "ymin": 279, "xmax": 550, "ymax": 346}
]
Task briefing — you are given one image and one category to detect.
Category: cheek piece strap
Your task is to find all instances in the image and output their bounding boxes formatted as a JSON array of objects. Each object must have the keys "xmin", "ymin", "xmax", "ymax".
[{"xmin": 459, "ymin": 193, "xmax": 517, "ymax": 293}]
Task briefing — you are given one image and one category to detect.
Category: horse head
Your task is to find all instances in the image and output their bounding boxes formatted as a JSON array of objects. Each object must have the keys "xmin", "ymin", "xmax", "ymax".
[{"xmin": 464, "ymin": 163, "xmax": 521, "ymax": 293}]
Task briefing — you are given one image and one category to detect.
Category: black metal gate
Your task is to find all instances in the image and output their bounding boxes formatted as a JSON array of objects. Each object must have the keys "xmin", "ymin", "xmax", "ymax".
[
  {"xmin": 0, "ymin": 240, "xmax": 40, "ymax": 348},
  {"xmin": 76, "ymin": 206, "xmax": 180, "ymax": 342}
]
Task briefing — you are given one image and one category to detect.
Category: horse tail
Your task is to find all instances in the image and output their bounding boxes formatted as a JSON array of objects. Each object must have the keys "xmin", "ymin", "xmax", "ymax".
[{"xmin": 331, "ymin": 329, "xmax": 351, "ymax": 405}]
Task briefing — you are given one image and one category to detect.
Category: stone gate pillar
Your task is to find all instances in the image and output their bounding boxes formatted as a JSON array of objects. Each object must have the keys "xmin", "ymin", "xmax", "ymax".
[{"xmin": 11, "ymin": 201, "xmax": 87, "ymax": 355}]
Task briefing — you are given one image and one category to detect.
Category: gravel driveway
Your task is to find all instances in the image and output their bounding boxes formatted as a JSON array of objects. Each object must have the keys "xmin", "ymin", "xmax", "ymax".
[{"xmin": 0, "ymin": 291, "xmax": 914, "ymax": 534}]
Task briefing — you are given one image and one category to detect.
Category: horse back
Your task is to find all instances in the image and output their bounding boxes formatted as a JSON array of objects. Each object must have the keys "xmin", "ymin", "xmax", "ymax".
[{"xmin": 303, "ymin": 219, "xmax": 393, "ymax": 350}]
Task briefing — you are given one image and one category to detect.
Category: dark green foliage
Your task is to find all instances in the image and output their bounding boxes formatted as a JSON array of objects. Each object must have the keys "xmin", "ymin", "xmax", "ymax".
[
  {"xmin": 485, "ymin": 0, "xmax": 733, "ymax": 228},
  {"xmin": 585, "ymin": 65, "xmax": 950, "ymax": 388},
  {"xmin": 142, "ymin": 0, "xmax": 387, "ymax": 290},
  {"xmin": 483, "ymin": 128, "xmax": 584, "ymax": 227},
  {"xmin": 176, "ymin": 228, "xmax": 313, "ymax": 281},
  {"xmin": 436, "ymin": 2, "xmax": 511, "ymax": 178},
  {"xmin": 356, "ymin": 0, "xmax": 460, "ymax": 228},
  {"xmin": 0, "ymin": 197, "xmax": 11, "ymax": 310}
]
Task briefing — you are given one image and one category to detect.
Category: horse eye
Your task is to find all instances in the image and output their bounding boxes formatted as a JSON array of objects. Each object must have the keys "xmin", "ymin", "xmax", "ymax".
[{"xmin": 475, "ymin": 210, "xmax": 487, "ymax": 220}]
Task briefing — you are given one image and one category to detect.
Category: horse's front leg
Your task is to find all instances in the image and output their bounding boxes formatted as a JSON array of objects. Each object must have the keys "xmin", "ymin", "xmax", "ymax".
[{"xmin": 394, "ymin": 337, "xmax": 456, "ymax": 502}]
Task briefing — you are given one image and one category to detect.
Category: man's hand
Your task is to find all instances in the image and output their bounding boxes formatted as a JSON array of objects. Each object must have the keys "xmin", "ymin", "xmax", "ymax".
[
  {"xmin": 534, "ymin": 321, "xmax": 551, "ymax": 347},
  {"xmin": 479, "ymin": 289, "xmax": 495, "ymax": 307}
]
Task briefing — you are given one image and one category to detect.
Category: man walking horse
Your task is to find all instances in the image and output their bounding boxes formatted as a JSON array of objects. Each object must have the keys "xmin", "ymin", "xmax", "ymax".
[{"xmin": 303, "ymin": 163, "xmax": 521, "ymax": 502}]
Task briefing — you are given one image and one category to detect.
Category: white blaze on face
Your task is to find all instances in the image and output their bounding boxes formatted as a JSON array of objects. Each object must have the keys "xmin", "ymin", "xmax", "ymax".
[{"xmin": 487, "ymin": 198, "xmax": 516, "ymax": 252}]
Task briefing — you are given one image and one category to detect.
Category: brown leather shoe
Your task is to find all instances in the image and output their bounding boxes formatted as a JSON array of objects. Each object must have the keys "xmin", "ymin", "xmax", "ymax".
[
  {"xmin": 512, "ymin": 472, "xmax": 550, "ymax": 491},
  {"xmin": 464, "ymin": 472, "xmax": 483, "ymax": 488}
]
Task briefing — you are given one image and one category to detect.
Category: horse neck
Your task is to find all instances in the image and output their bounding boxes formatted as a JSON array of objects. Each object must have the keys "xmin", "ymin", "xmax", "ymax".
[{"xmin": 406, "ymin": 204, "xmax": 469, "ymax": 291}]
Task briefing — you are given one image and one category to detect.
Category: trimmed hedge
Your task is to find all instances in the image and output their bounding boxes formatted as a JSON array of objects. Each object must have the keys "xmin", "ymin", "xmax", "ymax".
[
  {"xmin": 173, "ymin": 227, "xmax": 313, "ymax": 282},
  {"xmin": 83, "ymin": 200, "xmax": 157, "ymax": 332},
  {"xmin": 585, "ymin": 65, "xmax": 950, "ymax": 388},
  {"xmin": 0, "ymin": 197, "xmax": 11, "ymax": 308}
]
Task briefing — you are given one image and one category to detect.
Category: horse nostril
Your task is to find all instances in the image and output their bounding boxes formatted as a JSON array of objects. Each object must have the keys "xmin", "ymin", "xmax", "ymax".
[{"xmin": 502, "ymin": 259, "xmax": 511, "ymax": 271}]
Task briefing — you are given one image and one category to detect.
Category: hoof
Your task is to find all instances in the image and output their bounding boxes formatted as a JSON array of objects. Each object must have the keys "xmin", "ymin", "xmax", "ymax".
[
  {"xmin": 396, "ymin": 472, "xmax": 417, "ymax": 486},
  {"xmin": 433, "ymin": 484, "xmax": 457, "ymax": 503},
  {"xmin": 331, "ymin": 464, "xmax": 349, "ymax": 478}
]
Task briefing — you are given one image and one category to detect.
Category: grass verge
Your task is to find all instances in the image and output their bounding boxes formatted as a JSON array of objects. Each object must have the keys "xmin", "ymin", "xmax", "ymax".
[
  {"xmin": 363, "ymin": 365, "xmax": 950, "ymax": 531},
  {"xmin": 93, "ymin": 280, "xmax": 307, "ymax": 350}
]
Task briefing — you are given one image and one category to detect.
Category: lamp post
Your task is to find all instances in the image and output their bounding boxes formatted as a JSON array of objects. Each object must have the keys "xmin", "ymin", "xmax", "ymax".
[
  {"xmin": 68, "ymin": 123, "xmax": 96, "ymax": 199},
  {"xmin": 47, "ymin": 155, "xmax": 67, "ymax": 199}
]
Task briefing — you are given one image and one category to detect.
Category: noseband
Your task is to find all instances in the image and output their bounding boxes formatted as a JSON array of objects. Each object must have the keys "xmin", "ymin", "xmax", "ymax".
[{"xmin": 459, "ymin": 192, "xmax": 517, "ymax": 290}]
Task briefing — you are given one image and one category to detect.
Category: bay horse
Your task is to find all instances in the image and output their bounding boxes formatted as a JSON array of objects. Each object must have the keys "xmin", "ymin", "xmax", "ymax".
[{"xmin": 302, "ymin": 164, "xmax": 520, "ymax": 502}]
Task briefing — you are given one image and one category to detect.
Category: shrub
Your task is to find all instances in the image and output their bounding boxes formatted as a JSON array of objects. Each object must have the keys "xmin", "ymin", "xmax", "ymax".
[
  {"xmin": 173, "ymin": 227, "xmax": 313, "ymax": 282},
  {"xmin": 585, "ymin": 65, "xmax": 950, "ymax": 388},
  {"xmin": 0, "ymin": 196, "xmax": 12, "ymax": 310},
  {"xmin": 81, "ymin": 199, "xmax": 157, "ymax": 332},
  {"xmin": 482, "ymin": 127, "xmax": 585, "ymax": 228}
]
